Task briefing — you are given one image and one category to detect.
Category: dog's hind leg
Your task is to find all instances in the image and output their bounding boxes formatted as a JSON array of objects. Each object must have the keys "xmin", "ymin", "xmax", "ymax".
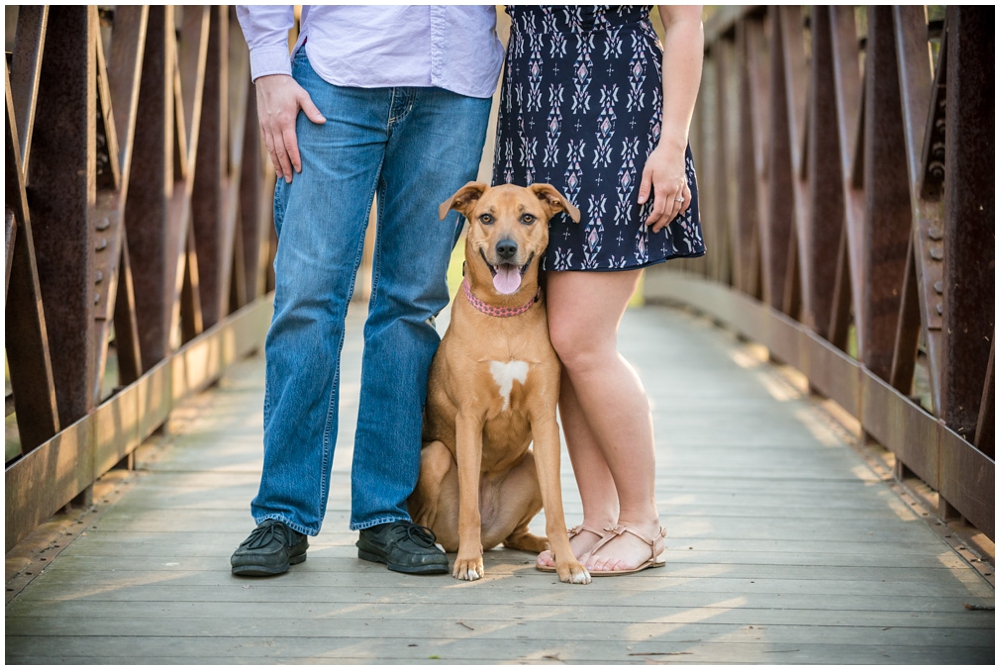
[
  {"xmin": 503, "ymin": 520, "xmax": 548, "ymax": 554},
  {"xmin": 486, "ymin": 452, "xmax": 548, "ymax": 553},
  {"xmin": 409, "ymin": 441, "xmax": 458, "ymax": 549}
]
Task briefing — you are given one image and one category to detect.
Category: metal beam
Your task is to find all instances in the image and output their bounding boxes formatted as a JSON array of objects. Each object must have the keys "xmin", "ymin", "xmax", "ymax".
[
  {"xmin": 862, "ymin": 7, "xmax": 913, "ymax": 381},
  {"xmin": 940, "ymin": 6, "xmax": 995, "ymax": 443},
  {"xmin": 26, "ymin": 6, "xmax": 97, "ymax": 429}
]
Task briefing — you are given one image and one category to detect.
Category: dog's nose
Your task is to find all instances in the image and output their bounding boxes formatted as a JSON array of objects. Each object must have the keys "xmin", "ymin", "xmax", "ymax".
[{"xmin": 495, "ymin": 238, "xmax": 518, "ymax": 261}]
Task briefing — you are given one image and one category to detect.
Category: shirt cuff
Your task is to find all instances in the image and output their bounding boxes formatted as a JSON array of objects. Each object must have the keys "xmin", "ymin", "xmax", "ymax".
[{"xmin": 249, "ymin": 45, "xmax": 292, "ymax": 81}]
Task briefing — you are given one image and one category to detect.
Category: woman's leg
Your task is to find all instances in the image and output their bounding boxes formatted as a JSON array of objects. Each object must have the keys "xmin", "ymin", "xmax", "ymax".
[
  {"xmin": 535, "ymin": 368, "xmax": 619, "ymax": 567},
  {"xmin": 546, "ymin": 269, "xmax": 663, "ymax": 572}
]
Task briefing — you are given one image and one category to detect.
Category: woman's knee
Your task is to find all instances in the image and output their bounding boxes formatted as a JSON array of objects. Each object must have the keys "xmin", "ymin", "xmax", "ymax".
[{"xmin": 548, "ymin": 316, "xmax": 609, "ymax": 372}]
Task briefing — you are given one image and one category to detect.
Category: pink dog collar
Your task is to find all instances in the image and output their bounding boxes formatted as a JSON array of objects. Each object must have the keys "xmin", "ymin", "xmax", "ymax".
[{"xmin": 462, "ymin": 277, "xmax": 540, "ymax": 318}]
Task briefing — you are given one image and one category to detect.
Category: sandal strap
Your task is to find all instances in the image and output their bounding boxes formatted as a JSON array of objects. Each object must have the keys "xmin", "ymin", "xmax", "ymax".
[
  {"xmin": 587, "ymin": 524, "xmax": 666, "ymax": 557},
  {"xmin": 567, "ymin": 524, "xmax": 607, "ymax": 541},
  {"xmin": 615, "ymin": 524, "xmax": 666, "ymax": 549}
]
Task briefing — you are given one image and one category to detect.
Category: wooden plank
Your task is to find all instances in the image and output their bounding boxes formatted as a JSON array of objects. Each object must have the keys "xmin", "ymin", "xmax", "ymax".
[
  {"xmin": 54, "ymin": 533, "xmax": 958, "ymax": 560},
  {"xmin": 66, "ymin": 511, "xmax": 954, "ymax": 544},
  {"xmin": 4, "ymin": 636, "xmax": 994, "ymax": 665},
  {"xmin": 81, "ymin": 492, "xmax": 927, "ymax": 520},
  {"xmin": 28, "ymin": 560, "xmax": 989, "ymax": 592},
  {"xmin": 14, "ymin": 575, "xmax": 993, "ymax": 606},
  {"xmin": 7, "ymin": 598, "xmax": 993, "ymax": 626},
  {"xmin": 35, "ymin": 547, "xmax": 977, "ymax": 572},
  {"xmin": 6, "ymin": 613, "xmax": 994, "ymax": 642}
]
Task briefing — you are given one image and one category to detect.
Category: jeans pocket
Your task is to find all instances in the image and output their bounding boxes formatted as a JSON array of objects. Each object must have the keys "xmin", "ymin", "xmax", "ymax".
[{"xmin": 292, "ymin": 45, "xmax": 309, "ymax": 66}]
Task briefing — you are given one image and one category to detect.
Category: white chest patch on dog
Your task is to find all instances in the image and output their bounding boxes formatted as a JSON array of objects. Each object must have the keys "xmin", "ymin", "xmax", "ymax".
[{"xmin": 489, "ymin": 360, "xmax": 529, "ymax": 410}]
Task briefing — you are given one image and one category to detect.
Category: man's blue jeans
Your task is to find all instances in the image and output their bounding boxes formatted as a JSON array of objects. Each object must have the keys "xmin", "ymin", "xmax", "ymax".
[{"xmin": 251, "ymin": 50, "xmax": 491, "ymax": 534}]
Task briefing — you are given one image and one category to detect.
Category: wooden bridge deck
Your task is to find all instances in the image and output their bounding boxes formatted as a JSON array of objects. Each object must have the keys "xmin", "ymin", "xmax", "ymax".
[{"xmin": 5, "ymin": 283, "xmax": 995, "ymax": 664}]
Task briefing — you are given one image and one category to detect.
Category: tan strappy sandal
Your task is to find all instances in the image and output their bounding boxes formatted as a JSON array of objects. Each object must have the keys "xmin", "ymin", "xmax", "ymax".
[
  {"xmin": 585, "ymin": 524, "xmax": 666, "ymax": 577},
  {"xmin": 535, "ymin": 524, "xmax": 608, "ymax": 573}
]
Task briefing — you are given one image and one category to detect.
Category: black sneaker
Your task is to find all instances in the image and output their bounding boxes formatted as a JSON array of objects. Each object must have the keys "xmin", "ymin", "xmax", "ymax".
[
  {"xmin": 356, "ymin": 520, "xmax": 449, "ymax": 575},
  {"xmin": 231, "ymin": 519, "xmax": 308, "ymax": 576}
]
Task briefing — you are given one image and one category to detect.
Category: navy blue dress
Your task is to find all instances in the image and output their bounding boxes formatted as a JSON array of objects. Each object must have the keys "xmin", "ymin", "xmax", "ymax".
[{"xmin": 493, "ymin": 6, "xmax": 706, "ymax": 271}]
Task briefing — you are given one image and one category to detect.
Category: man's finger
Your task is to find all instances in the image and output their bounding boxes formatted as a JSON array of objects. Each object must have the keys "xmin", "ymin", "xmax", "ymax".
[
  {"xmin": 298, "ymin": 92, "xmax": 326, "ymax": 125},
  {"xmin": 272, "ymin": 139, "xmax": 294, "ymax": 183},
  {"xmin": 281, "ymin": 126, "xmax": 302, "ymax": 174},
  {"xmin": 261, "ymin": 127, "xmax": 283, "ymax": 179}
]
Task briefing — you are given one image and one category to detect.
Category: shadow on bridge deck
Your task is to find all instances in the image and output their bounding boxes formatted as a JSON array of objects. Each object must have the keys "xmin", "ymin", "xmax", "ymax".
[{"xmin": 5, "ymin": 286, "xmax": 995, "ymax": 664}]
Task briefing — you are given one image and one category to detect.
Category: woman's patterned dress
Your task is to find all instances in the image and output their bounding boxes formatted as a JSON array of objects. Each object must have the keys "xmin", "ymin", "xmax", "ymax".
[{"xmin": 493, "ymin": 6, "xmax": 706, "ymax": 271}]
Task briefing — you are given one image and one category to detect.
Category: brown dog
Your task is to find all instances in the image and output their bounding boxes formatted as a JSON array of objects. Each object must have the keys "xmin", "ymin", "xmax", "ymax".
[{"xmin": 408, "ymin": 182, "xmax": 590, "ymax": 585}]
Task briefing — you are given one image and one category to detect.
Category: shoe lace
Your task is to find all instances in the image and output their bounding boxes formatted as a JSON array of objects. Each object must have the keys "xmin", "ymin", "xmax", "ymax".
[
  {"xmin": 395, "ymin": 522, "xmax": 438, "ymax": 547},
  {"xmin": 243, "ymin": 520, "xmax": 294, "ymax": 549}
]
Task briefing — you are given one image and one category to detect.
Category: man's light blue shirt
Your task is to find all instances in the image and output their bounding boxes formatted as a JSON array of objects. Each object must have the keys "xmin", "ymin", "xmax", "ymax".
[{"xmin": 236, "ymin": 5, "xmax": 505, "ymax": 99}]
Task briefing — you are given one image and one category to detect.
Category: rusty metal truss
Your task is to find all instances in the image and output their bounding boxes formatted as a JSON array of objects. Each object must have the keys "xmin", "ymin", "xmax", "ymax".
[
  {"xmin": 658, "ymin": 6, "xmax": 993, "ymax": 540},
  {"xmin": 5, "ymin": 6, "xmax": 276, "ymax": 550}
]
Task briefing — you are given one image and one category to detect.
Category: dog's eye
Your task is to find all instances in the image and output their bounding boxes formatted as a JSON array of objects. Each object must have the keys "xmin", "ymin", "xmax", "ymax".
[
  {"xmin": 521, "ymin": 214, "xmax": 536, "ymax": 225},
  {"xmin": 479, "ymin": 214, "xmax": 493, "ymax": 225}
]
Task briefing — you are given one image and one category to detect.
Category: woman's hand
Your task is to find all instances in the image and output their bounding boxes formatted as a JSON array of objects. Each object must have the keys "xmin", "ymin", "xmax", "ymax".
[
  {"xmin": 639, "ymin": 5, "xmax": 703, "ymax": 234},
  {"xmin": 255, "ymin": 74, "xmax": 326, "ymax": 182},
  {"xmin": 637, "ymin": 141, "xmax": 691, "ymax": 233}
]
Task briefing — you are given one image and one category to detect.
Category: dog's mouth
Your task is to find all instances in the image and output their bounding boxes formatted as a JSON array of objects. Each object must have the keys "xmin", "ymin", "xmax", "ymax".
[{"xmin": 479, "ymin": 249, "xmax": 535, "ymax": 295}]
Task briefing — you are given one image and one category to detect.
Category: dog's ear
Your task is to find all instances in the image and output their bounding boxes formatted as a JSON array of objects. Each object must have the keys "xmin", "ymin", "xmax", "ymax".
[
  {"xmin": 529, "ymin": 183, "xmax": 581, "ymax": 223},
  {"xmin": 439, "ymin": 182, "xmax": 488, "ymax": 220}
]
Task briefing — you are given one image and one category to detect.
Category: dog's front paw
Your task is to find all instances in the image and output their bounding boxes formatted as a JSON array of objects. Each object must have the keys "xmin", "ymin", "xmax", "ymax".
[
  {"xmin": 453, "ymin": 555, "xmax": 484, "ymax": 581},
  {"xmin": 557, "ymin": 559, "xmax": 592, "ymax": 585}
]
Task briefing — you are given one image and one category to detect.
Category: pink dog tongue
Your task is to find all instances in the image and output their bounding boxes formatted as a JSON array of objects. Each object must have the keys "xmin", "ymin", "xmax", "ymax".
[{"xmin": 493, "ymin": 264, "xmax": 522, "ymax": 295}]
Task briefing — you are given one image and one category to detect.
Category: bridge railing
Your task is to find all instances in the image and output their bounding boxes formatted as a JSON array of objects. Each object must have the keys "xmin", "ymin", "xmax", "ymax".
[
  {"xmin": 5, "ymin": 6, "xmax": 275, "ymax": 550},
  {"xmin": 653, "ymin": 6, "xmax": 993, "ymax": 543}
]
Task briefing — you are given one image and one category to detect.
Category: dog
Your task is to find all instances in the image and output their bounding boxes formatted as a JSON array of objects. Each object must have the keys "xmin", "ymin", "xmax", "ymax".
[{"xmin": 408, "ymin": 182, "xmax": 591, "ymax": 585}]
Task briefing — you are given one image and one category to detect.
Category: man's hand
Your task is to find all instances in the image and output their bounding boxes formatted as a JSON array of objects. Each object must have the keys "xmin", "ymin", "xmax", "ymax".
[{"xmin": 255, "ymin": 74, "xmax": 326, "ymax": 182}]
